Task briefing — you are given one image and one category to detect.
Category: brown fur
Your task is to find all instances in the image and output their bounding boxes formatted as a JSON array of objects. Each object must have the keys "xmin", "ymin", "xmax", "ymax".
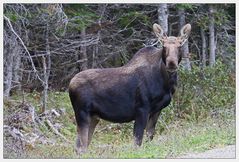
[
  {"xmin": 69, "ymin": 47, "xmax": 162, "ymax": 92},
  {"xmin": 69, "ymin": 23, "xmax": 191, "ymax": 154}
]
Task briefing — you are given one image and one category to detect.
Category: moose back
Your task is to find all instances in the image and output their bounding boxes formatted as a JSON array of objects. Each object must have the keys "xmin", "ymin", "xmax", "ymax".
[{"xmin": 69, "ymin": 23, "xmax": 191, "ymax": 154}]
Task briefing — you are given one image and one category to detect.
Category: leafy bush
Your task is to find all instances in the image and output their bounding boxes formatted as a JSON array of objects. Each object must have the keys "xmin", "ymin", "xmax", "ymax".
[{"xmin": 166, "ymin": 60, "xmax": 235, "ymax": 122}]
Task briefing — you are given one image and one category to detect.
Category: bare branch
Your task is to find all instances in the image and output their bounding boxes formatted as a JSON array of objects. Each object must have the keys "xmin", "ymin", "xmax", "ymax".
[
  {"xmin": 4, "ymin": 15, "xmax": 36, "ymax": 72},
  {"xmin": 4, "ymin": 15, "xmax": 44, "ymax": 83},
  {"xmin": 45, "ymin": 119, "xmax": 69, "ymax": 142}
]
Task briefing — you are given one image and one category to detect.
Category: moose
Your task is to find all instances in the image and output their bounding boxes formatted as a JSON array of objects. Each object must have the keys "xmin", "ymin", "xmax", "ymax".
[{"xmin": 69, "ymin": 23, "xmax": 191, "ymax": 154}]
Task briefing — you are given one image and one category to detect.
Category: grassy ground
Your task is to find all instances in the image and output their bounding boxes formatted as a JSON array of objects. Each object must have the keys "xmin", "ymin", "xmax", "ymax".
[
  {"xmin": 3, "ymin": 91, "xmax": 236, "ymax": 159},
  {"xmin": 23, "ymin": 118, "xmax": 235, "ymax": 159}
]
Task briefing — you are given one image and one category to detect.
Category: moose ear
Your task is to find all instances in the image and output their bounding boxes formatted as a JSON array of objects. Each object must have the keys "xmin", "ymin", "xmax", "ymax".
[
  {"xmin": 153, "ymin": 23, "xmax": 165, "ymax": 44},
  {"xmin": 179, "ymin": 24, "xmax": 191, "ymax": 46}
]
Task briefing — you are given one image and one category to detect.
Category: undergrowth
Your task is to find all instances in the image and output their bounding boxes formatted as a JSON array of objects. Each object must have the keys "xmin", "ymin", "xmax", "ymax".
[{"xmin": 3, "ymin": 61, "xmax": 236, "ymax": 158}]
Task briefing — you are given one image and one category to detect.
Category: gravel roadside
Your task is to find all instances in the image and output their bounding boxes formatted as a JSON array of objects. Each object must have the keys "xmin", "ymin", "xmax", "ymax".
[{"xmin": 176, "ymin": 145, "xmax": 236, "ymax": 159}]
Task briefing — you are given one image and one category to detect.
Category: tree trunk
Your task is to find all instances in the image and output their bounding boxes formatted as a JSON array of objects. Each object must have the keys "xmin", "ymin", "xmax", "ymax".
[
  {"xmin": 80, "ymin": 27, "xmax": 88, "ymax": 70},
  {"xmin": 41, "ymin": 22, "xmax": 51, "ymax": 113},
  {"xmin": 178, "ymin": 8, "xmax": 191, "ymax": 70},
  {"xmin": 200, "ymin": 27, "xmax": 207, "ymax": 67},
  {"xmin": 42, "ymin": 56, "xmax": 48, "ymax": 113},
  {"xmin": 209, "ymin": 5, "xmax": 216, "ymax": 67},
  {"xmin": 157, "ymin": 4, "xmax": 168, "ymax": 35},
  {"xmin": 12, "ymin": 46, "xmax": 22, "ymax": 93},
  {"xmin": 92, "ymin": 4, "xmax": 107, "ymax": 68},
  {"xmin": 4, "ymin": 44, "xmax": 14, "ymax": 98},
  {"xmin": 3, "ymin": 33, "xmax": 21, "ymax": 98}
]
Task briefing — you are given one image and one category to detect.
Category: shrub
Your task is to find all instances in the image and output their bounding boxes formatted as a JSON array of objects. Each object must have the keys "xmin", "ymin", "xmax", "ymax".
[{"xmin": 167, "ymin": 60, "xmax": 235, "ymax": 122}]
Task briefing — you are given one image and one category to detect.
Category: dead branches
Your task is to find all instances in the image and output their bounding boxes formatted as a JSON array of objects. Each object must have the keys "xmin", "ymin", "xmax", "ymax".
[
  {"xmin": 4, "ymin": 15, "xmax": 39, "ymax": 75},
  {"xmin": 45, "ymin": 119, "xmax": 68, "ymax": 142},
  {"xmin": 3, "ymin": 100, "xmax": 69, "ymax": 154}
]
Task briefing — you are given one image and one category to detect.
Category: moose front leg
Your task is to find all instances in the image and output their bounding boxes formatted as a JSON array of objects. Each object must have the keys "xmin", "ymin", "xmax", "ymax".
[
  {"xmin": 146, "ymin": 111, "xmax": 161, "ymax": 141},
  {"xmin": 133, "ymin": 109, "xmax": 148, "ymax": 146},
  {"xmin": 146, "ymin": 94, "xmax": 171, "ymax": 141}
]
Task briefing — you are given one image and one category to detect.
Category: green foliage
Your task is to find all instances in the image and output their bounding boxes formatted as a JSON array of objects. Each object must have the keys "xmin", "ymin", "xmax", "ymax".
[
  {"xmin": 118, "ymin": 11, "xmax": 150, "ymax": 28},
  {"xmin": 4, "ymin": 5, "xmax": 31, "ymax": 23},
  {"xmin": 64, "ymin": 4, "xmax": 99, "ymax": 31},
  {"xmin": 197, "ymin": 4, "xmax": 232, "ymax": 30},
  {"xmin": 4, "ymin": 11, "xmax": 19, "ymax": 22},
  {"xmin": 197, "ymin": 15, "xmax": 209, "ymax": 30},
  {"xmin": 175, "ymin": 4, "xmax": 195, "ymax": 11},
  {"xmin": 120, "ymin": 52, "xmax": 130, "ymax": 65},
  {"xmin": 172, "ymin": 60, "xmax": 235, "ymax": 121},
  {"xmin": 213, "ymin": 9, "xmax": 231, "ymax": 27}
]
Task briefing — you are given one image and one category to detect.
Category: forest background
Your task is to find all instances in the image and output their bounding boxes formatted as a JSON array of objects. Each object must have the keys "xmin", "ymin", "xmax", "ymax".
[{"xmin": 3, "ymin": 3, "xmax": 236, "ymax": 158}]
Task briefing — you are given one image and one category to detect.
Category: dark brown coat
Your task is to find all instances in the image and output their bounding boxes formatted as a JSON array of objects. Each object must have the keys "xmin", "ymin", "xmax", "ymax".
[{"xmin": 69, "ymin": 23, "xmax": 191, "ymax": 154}]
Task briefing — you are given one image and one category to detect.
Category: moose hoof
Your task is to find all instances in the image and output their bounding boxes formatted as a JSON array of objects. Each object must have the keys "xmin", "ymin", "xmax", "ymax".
[{"xmin": 75, "ymin": 146, "xmax": 87, "ymax": 156}]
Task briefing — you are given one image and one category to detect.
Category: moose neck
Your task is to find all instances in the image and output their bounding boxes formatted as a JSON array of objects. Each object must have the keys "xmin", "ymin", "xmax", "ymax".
[{"xmin": 159, "ymin": 58, "xmax": 178, "ymax": 95}]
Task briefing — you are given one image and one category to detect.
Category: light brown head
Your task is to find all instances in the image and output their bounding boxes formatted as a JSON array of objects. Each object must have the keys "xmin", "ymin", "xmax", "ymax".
[{"xmin": 153, "ymin": 23, "xmax": 191, "ymax": 73}]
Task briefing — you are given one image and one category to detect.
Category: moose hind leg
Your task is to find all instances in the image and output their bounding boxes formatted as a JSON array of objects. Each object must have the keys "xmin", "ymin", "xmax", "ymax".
[
  {"xmin": 75, "ymin": 124, "xmax": 89, "ymax": 154},
  {"xmin": 87, "ymin": 116, "xmax": 99, "ymax": 146},
  {"xmin": 75, "ymin": 111, "xmax": 90, "ymax": 154}
]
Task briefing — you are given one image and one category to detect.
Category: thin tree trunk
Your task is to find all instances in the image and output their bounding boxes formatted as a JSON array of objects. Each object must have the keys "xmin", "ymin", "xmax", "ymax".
[
  {"xmin": 92, "ymin": 34, "xmax": 99, "ymax": 68},
  {"xmin": 41, "ymin": 22, "xmax": 51, "ymax": 113},
  {"xmin": 200, "ymin": 27, "xmax": 207, "ymax": 67},
  {"xmin": 178, "ymin": 8, "xmax": 191, "ymax": 70},
  {"xmin": 42, "ymin": 56, "xmax": 48, "ymax": 113},
  {"xmin": 209, "ymin": 5, "xmax": 216, "ymax": 67},
  {"xmin": 12, "ymin": 46, "xmax": 22, "ymax": 93},
  {"xmin": 157, "ymin": 4, "xmax": 168, "ymax": 34},
  {"xmin": 4, "ymin": 46, "xmax": 14, "ymax": 98},
  {"xmin": 80, "ymin": 28, "xmax": 88, "ymax": 70},
  {"xmin": 92, "ymin": 4, "xmax": 107, "ymax": 68}
]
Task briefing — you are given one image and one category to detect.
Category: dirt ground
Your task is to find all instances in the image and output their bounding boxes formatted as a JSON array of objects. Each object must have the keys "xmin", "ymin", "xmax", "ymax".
[{"xmin": 176, "ymin": 145, "xmax": 236, "ymax": 159}]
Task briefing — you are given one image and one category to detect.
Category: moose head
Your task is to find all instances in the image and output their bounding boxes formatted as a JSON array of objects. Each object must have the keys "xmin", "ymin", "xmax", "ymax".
[{"xmin": 153, "ymin": 23, "xmax": 191, "ymax": 73}]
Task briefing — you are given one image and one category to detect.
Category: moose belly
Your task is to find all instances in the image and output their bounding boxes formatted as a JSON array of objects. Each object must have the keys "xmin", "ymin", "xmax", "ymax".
[
  {"xmin": 97, "ymin": 112, "xmax": 135, "ymax": 123},
  {"xmin": 91, "ymin": 98, "xmax": 136, "ymax": 123}
]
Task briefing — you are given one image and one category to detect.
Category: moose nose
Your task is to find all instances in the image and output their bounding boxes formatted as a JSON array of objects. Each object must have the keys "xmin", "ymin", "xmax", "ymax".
[{"xmin": 168, "ymin": 61, "xmax": 178, "ymax": 70}]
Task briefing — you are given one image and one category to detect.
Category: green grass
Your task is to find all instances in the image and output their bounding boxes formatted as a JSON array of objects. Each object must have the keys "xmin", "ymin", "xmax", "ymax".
[
  {"xmin": 14, "ymin": 114, "xmax": 234, "ymax": 159},
  {"xmin": 4, "ymin": 86, "xmax": 235, "ymax": 158}
]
